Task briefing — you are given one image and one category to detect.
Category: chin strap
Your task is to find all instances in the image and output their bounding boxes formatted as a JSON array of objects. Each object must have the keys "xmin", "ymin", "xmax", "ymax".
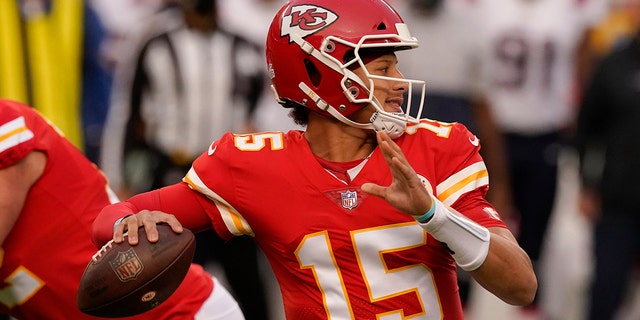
[{"xmin": 369, "ymin": 111, "xmax": 406, "ymax": 139}]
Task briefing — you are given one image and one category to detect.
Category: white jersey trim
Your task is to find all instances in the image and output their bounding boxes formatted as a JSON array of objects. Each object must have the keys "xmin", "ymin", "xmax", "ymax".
[
  {"xmin": 436, "ymin": 161, "xmax": 489, "ymax": 207},
  {"xmin": 184, "ymin": 167, "xmax": 254, "ymax": 237},
  {"xmin": 0, "ymin": 116, "xmax": 34, "ymax": 153}
]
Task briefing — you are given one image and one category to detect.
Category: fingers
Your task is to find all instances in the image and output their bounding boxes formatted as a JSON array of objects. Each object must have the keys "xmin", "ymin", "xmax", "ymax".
[
  {"xmin": 113, "ymin": 217, "xmax": 129, "ymax": 244},
  {"xmin": 376, "ymin": 131, "xmax": 416, "ymax": 181},
  {"xmin": 370, "ymin": 131, "xmax": 433, "ymax": 216},
  {"xmin": 361, "ymin": 182, "xmax": 384, "ymax": 197},
  {"xmin": 113, "ymin": 210, "xmax": 183, "ymax": 245},
  {"xmin": 376, "ymin": 131, "xmax": 399, "ymax": 165}
]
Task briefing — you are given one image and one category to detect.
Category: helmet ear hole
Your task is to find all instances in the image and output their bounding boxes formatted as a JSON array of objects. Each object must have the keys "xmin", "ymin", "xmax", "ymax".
[
  {"xmin": 376, "ymin": 22, "xmax": 387, "ymax": 30},
  {"xmin": 304, "ymin": 59, "xmax": 322, "ymax": 87},
  {"xmin": 343, "ymin": 50, "xmax": 356, "ymax": 64}
]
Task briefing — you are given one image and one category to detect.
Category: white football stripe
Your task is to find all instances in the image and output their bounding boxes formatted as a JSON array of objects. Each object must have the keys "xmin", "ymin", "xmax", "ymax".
[{"xmin": 0, "ymin": 116, "xmax": 34, "ymax": 153}]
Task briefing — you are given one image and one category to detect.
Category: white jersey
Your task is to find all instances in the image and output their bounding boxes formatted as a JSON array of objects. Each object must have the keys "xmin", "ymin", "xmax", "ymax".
[
  {"xmin": 396, "ymin": 0, "xmax": 481, "ymax": 96},
  {"xmin": 474, "ymin": 0, "xmax": 607, "ymax": 134}
]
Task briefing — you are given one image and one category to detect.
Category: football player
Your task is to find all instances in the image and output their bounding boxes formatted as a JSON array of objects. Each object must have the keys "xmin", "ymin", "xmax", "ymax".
[
  {"xmin": 95, "ymin": 0, "xmax": 537, "ymax": 318},
  {"xmin": 0, "ymin": 99, "xmax": 243, "ymax": 319}
]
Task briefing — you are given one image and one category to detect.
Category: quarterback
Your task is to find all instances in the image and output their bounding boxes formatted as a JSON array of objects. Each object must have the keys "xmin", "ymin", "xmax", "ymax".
[{"xmin": 94, "ymin": 0, "xmax": 537, "ymax": 319}]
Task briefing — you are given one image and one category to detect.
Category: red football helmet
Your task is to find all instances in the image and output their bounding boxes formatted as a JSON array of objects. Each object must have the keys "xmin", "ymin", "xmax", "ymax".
[{"xmin": 266, "ymin": 0, "xmax": 425, "ymax": 138}]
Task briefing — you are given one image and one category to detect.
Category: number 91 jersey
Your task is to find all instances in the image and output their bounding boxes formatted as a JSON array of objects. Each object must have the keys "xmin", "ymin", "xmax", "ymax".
[
  {"xmin": 185, "ymin": 119, "xmax": 506, "ymax": 319},
  {"xmin": 473, "ymin": 0, "xmax": 607, "ymax": 134}
]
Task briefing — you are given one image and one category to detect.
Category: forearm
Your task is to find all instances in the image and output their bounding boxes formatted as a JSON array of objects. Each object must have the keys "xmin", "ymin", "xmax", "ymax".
[
  {"xmin": 92, "ymin": 200, "xmax": 140, "ymax": 247},
  {"xmin": 470, "ymin": 227, "xmax": 537, "ymax": 306},
  {"xmin": 92, "ymin": 183, "xmax": 212, "ymax": 246},
  {"xmin": 416, "ymin": 199, "xmax": 536, "ymax": 305}
]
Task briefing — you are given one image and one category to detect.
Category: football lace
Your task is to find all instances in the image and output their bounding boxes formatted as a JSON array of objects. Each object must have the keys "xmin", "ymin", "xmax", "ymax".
[{"xmin": 91, "ymin": 231, "xmax": 129, "ymax": 262}]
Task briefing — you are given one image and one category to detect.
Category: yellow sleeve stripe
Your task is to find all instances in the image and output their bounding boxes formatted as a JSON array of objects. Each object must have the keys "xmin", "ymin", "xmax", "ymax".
[
  {"xmin": 436, "ymin": 162, "xmax": 489, "ymax": 207},
  {"xmin": 184, "ymin": 168, "xmax": 254, "ymax": 237},
  {"xmin": 0, "ymin": 116, "xmax": 34, "ymax": 153}
]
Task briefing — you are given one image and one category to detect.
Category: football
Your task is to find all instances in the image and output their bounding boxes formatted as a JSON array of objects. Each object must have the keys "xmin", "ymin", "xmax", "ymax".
[{"xmin": 77, "ymin": 224, "xmax": 195, "ymax": 318}]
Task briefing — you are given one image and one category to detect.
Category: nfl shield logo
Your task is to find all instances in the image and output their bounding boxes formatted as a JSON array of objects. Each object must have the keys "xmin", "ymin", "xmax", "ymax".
[
  {"xmin": 341, "ymin": 190, "xmax": 358, "ymax": 210},
  {"xmin": 110, "ymin": 248, "xmax": 144, "ymax": 282}
]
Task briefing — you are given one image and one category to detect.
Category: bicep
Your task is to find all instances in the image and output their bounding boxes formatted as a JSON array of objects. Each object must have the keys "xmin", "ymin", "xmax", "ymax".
[{"xmin": 0, "ymin": 151, "xmax": 46, "ymax": 246}]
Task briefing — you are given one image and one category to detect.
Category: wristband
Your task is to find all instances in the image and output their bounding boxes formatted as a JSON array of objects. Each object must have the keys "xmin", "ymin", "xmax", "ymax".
[
  {"xmin": 113, "ymin": 215, "xmax": 132, "ymax": 232},
  {"xmin": 418, "ymin": 199, "xmax": 490, "ymax": 271},
  {"xmin": 416, "ymin": 198, "xmax": 436, "ymax": 223}
]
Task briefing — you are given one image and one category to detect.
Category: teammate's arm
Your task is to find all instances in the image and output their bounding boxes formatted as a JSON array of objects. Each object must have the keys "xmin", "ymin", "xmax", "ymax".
[{"xmin": 0, "ymin": 151, "xmax": 46, "ymax": 247}]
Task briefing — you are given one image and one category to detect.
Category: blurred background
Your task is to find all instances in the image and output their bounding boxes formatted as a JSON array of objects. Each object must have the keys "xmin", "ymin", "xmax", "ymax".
[{"xmin": 1, "ymin": 0, "xmax": 639, "ymax": 319}]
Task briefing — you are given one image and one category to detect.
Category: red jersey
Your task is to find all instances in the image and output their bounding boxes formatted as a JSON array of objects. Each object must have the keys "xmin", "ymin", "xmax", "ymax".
[
  {"xmin": 180, "ymin": 120, "xmax": 506, "ymax": 319},
  {"xmin": 0, "ymin": 100, "xmax": 212, "ymax": 319}
]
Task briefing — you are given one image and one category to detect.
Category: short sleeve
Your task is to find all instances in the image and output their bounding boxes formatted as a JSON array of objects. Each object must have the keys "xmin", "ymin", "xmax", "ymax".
[{"xmin": 0, "ymin": 103, "xmax": 36, "ymax": 169}]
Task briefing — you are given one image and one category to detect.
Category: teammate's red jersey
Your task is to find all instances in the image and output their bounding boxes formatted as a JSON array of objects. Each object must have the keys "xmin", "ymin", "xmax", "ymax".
[
  {"xmin": 125, "ymin": 118, "xmax": 500, "ymax": 319},
  {"xmin": 0, "ymin": 100, "xmax": 212, "ymax": 319}
]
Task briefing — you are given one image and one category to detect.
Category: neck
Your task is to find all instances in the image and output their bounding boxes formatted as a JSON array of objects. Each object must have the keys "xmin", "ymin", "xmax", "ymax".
[
  {"xmin": 184, "ymin": 11, "xmax": 217, "ymax": 31},
  {"xmin": 304, "ymin": 113, "xmax": 376, "ymax": 162}
]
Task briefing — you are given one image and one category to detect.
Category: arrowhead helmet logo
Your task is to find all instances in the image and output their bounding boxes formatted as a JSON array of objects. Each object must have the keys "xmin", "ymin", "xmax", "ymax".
[{"xmin": 281, "ymin": 5, "xmax": 338, "ymax": 42}]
